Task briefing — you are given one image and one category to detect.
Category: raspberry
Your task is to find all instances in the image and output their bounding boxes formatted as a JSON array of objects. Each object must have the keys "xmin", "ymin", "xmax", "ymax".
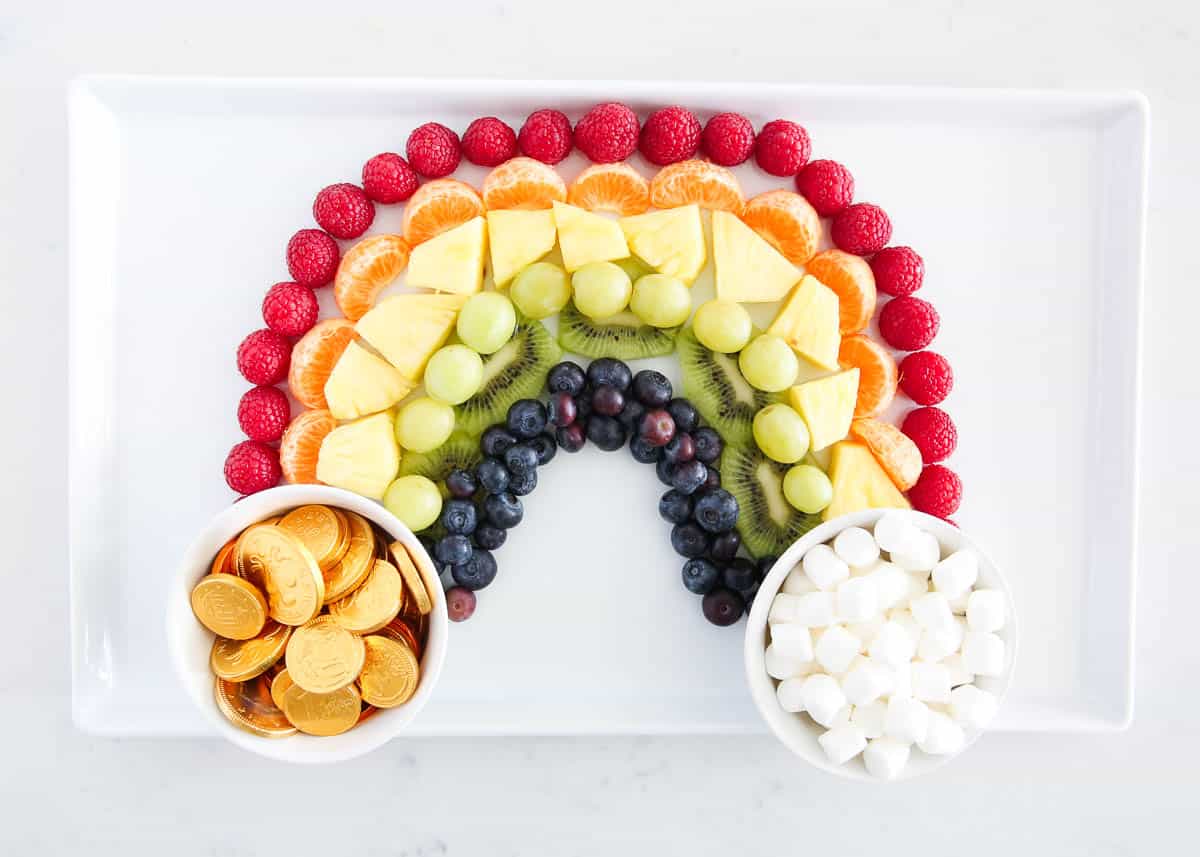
[
  {"xmin": 406, "ymin": 122, "xmax": 461, "ymax": 178},
  {"xmin": 285, "ymin": 229, "xmax": 340, "ymax": 288},
  {"xmin": 907, "ymin": 464, "xmax": 962, "ymax": 519},
  {"xmin": 262, "ymin": 281, "xmax": 319, "ymax": 337},
  {"xmin": 902, "ymin": 406, "xmax": 958, "ymax": 463},
  {"xmin": 639, "ymin": 106, "xmax": 701, "ymax": 166},
  {"xmin": 871, "ymin": 246, "xmax": 925, "ymax": 296},
  {"xmin": 574, "ymin": 102, "xmax": 639, "ymax": 163},
  {"xmin": 236, "ymin": 329, "xmax": 291, "ymax": 385},
  {"xmin": 517, "ymin": 109, "xmax": 573, "ymax": 164},
  {"xmin": 899, "ymin": 351, "xmax": 953, "ymax": 405},
  {"xmin": 879, "ymin": 296, "xmax": 940, "ymax": 351},
  {"xmin": 754, "ymin": 119, "xmax": 811, "ymax": 176},
  {"xmin": 795, "ymin": 159, "xmax": 854, "ymax": 217},
  {"xmin": 831, "ymin": 203, "xmax": 892, "ymax": 255},
  {"xmin": 700, "ymin": 112, "xmax": 755, "ymax": 167},
  {"xmin": 312, "ymin": 183, "xmax": 375, "ymax": 239},
  {"xmin": 224, "ymin": 440, "xmax": 281, "ymax": 495},
  {"xmin": 237, "ymin": 386, "xmax": 291, "ymax": 443},
  {"xmin": 361, "ymin": 153, "xmax": 418, "ymax": 204},
  {"xmin": 461, "ymin": 117, "xmax": 517, "ymax": 167}
]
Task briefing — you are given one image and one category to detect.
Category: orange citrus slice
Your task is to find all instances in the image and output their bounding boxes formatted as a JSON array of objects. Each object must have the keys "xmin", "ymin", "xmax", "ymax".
[
  {"xmin": 838, "ymin": 334, "xmax": 898, "ymax": 418},
  {"xmin": 288, "ymin": 319, "xmax": 356, "ymax": 409},
  {"xmin": 279, "ymin": 409, "xmax": 337, "ymax": 484},
  {"xmin": 333, "ymin": 234, "xmax": 410, "ymax": 322},
  {"xmin": 480, "ymin": 157, "xmax": 567, "ymax": 211},
  {"xmin": 567, "ymin": 163, "xmax": 650, "ymax": 216},
  {"xmin": 850, "ymin": 418, "xmax": 922, "ymax": 490},
  {"xmin": 401, "ymin": 179, "xmax": 484, "ymax": 246},
  {"xmin": 741, "ymin": 190, "xmax": 821, "ymax": 267},
  {"xmin": 649, "ymin": 159, "xmax": 744, "ymax": 213},
  {"xmin": 806, "ymin": 249, "xmax": 878, "ymax": 335}
]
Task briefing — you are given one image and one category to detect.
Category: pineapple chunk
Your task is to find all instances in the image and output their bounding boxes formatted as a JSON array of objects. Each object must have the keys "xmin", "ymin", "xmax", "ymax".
[
  {"xmin": 788, "ymin": 369, "xmax": 860, "ymax": 451},
  {"xmin": 712, "ymin": 209, "xmax": 800, "ymax": 302},
  {"xmin": 823, "ymin": 441, "xmax": 911, "ymax": 521},
  {"xmin": 552, "ymin": 202, "xmax": 629, "ymax": 272},
  {"xmin": 618, "ymin": 204, "xmax": 706, "ymax": 283},
  {"xmin": 406, "ymin": 216, "xmax": 488, "ymax": 295},
  {"xmin": 487, "ymin": 209, "xmax": 557, "ymax": 287},
  {"xmin": 323, "ymin": 340, "xmax": 413, "ymax": 420},
  {"xmin": 355, "ymin": 293, "xmax": 468, "ymax": 384},
  {"xmin": 768, "ymin": 275, "xmax": 841, "ymax": 370},
  {"xmin": 316, "ymin": 412, "xmax": 400, "ymax": 500}
]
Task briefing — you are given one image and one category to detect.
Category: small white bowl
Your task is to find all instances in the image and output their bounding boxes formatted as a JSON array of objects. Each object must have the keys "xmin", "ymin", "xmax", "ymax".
[
  {"xmin": 167, "ymin": 484, "xmax": 448, "ymax": 763},
  {"xmin": 744, "ymin": 510, "xmax": 1017, "ymax": 781}
]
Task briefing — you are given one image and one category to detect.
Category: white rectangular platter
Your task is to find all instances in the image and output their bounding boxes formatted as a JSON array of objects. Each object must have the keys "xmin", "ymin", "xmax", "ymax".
[{"xmin": 69, "ymin": 78, "xmax": 1146, "ymax": 736}]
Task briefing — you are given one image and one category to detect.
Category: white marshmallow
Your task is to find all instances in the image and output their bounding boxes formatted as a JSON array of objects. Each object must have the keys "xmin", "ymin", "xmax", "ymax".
[
  {"xmin": 864, "ymin": 737, "xmax": 911, "ymax": 780},
  {"xmin": 782, "ymin": 566, "xmax": 818, "ymax": 595},
  {"xmin": 765, "ymin": 643, "xmax": 809, "ymax": 680},
  {"xmin": 776, "ymin": 677, "xmax": 807, "ymax": 713},
  {"xmin": 869, "ymin": 621, "xmax": 917, "ymax": 666},
  {"xmin": 891, "ymin": 530, "xmax": 941, "ymax": 572},
  {"xmin": 961, "ymin": 631, "xmax": 1006, "ymax": 677},
  {"xmin": 874, "ymin": 511, "xmax": 919, "ymax": 553},
  {"xmin": 818, "ymin": 724, "xmax": 868, "ymax": 765},
  {"xmin": 910, "ymin": 662, "xmax": 953, "ymax": 703},
  {"xmin": 851, "ymin": 700, "xmax": 887, "ymax": 739},
  {"xmin": 918, "ymin": 711, "xmax": 966, "ymax": 755},
  {"xmin": 847, "ymin": 617, "xmax": 884, "ymax": 648},
  {"xmin": 869, "ymin": 561, "xmax": 911, "ymax": 609},
  {"xmin": 950, "ymin": 684, "xmax": 999, "ymax": 730},
  {"xmin": 828, "ymin": 703, "xmax": 852, "ymax": 729},
  {"xmin": 815, "ymin": 625, "xmax": 863, "ymax": 674},
  {"xmin": 884, "ymin": 696, "xmax": 930, "ymax": 744},
  {"xmin": 906, "ymin": 571, "xmax": 931, "ymax": 601},
  {"xmin": 967, "ymin": 589, "xmax": 1007, "ymax": 633},
  {"xmin": 842, "ymin": 658, "xmax": 892, "ymax": 706},
  {"xmin": 835, "ymin": 654, "xmax": 868, "ymax": 678},
  {"xmin": 911, "ymin": 592, "xmax": 956, "ymax": 632},
  {"xmin": 942, "ymin": 653, "xmax": 974, "ymax": 688},
  {"xmin": 888, "ymin": 662, "xmax": 912, "ymax": 699},
  {"xmin": 793, "ymin": 591, "xmax": 836, "ymax": 627},
  {"xmin": 768, "ymin": 593, "xmax": 801, "ymax": 624},
  {"xmin": 800, "ymin": 674, "xmax": 847, "ymax": 727},
  {"xmin": 802, "ymin": 544, "xmax": 850, "ymax": 591},
  {"xmin": 932, "ymin": 550, "xmax": 979, "ymax": 599},
  {"xmin": 833, "ymin": 527, "xmax": 880, "ymax": 568},
  {"xmin": 917, "ymin": 620, "xmax": 964, "ymax": 663},
  {"xmin": 948, "ymin": 589, "xmax": 970, "ymax": 615},
  {"xmin": 836, "ymin": 576, "xmax": 879, "ymax": 623},
  {"xmin": 887, "ymin": 609, "xmax": 923, "ymax": 647},
  {"xmin": 769, "ymin": 623, "xmax": 814, "ymax": 660}
]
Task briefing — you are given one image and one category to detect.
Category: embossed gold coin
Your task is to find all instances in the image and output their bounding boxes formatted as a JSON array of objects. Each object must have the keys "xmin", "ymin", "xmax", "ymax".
[
  {"xmin": 379, "ymin": 617, "xmax": 422, "ymax": 659},
  {"xmin": 358, "ymin": 634, "xmax": 419, "ymax": 708},
  {"xmin": 389, "ymin": 541, "xmax": 432, "ymax": 616},
  {"xmin": 278, "ymin": 505, "xmax": 346, "ymax": 571},
  {"xmin": 214, "ymin": 675, "xmax": 297, "ymax": 738},
  {"xmin": 190, "ymin": 573, "xmax": 268, "ymax": 640},
  {"xmin": 280, "ymin": 683, "xmax": 362, "ymax": 736},
  {"xmin": 285, "ymin": 615, "xmax": 366, "ymax": 693},
  {"xmin": 328, "ymin": 558, "xmax": 403, "ymax": 634},
  {"xmin": 270, "ymin": 668, "xmax": 294, "ymax": 711},
  {"xmin": 322, "ymin": 511, "xmax": 376, "ymax": 603},
  {"xmin": 235, "ymin": 524, "xmax": 324, "ymax": 625},
  {"xmin": 210, "ymin": 540, "xmax": 237, "ymax": 575},
  {"xmin": 210, "ymin": 621, "xmax": 292, "ymax": 681}
]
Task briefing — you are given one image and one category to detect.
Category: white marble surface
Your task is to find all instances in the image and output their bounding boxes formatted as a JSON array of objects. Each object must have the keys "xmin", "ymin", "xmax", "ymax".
[{"xmin": 2, "ymin": 0, "xmax": 1196, "ymax": 851}]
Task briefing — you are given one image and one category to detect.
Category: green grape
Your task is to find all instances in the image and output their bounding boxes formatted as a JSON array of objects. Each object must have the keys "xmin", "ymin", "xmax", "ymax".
[
  {"xmin": 383, "ymin": 474, "xmax": 443, "ymax": 531},
  {"xmin": 752, "ymin": 403, "xmax": 810, "ymax": 463},
  {"xmin": 693, "ymin": 299, "xmax": 753, "ymax": 353},
  {"xmin": 457, "ymin": 291, "xmax": 516, "ymax": 355},
  {"xmin": 394, "ymin": 396, "xmax": 456, "ymax": 453},
  {"xmin": 571, "ymin": 261, "xmax": 632, "ymax": 320},
  {"xmin": 614, "ymin": 256, "xmax": 653, "ymax": 282},
  {"xmin": 783, "ymin": 464, "xmax": 833, "ymax": 514},
  {"xmin": 424, "ymin": 344, "xmax": 484, "ymax": 405},
  {"xmin": 629, "ymin": 274, "xmax": 691, "ymax": 328},
  {"xmin": 510, "ymin": 261, "xmax": 571, "ymax": 320},
  {"xmin": 738, "ymin": 334, "xmax": 799, "ymax": 392}
]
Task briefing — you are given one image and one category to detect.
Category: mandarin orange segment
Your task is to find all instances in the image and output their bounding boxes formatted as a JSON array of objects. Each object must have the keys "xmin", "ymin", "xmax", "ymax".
[
  {"xmin": 649, "ymin": 159, "xmax": 744, "ymax": 214},
  {"xmin": 741, "ymin": 190, "xmax": 821, "ymax": 267},
  {"xmin": 480, "ymin": 157, "xmax": 567, "ymax": 211},
  {"xmin": 849, "ymin": 417, "xmax": 922, "ymax": 491},
  {"xmin": 279, "ymin": 409, "xmax": 337, "ymax": 484},
  {"xmin": 805, "ymin": 249, "xmax": 878, "ymax": 335},
  {"xmin": 401, "ymin": 179, "xmax": 485, "ymax": 246},
  {"xmin": 333, "ymin": 234, "xmax": 410, "ymax": 322},
  {"xmin": 567, "ymin": 162, "xmax": 650, "ymax": 216},
  {"xmin": 288, "ymin": 319, "xmax": 356, "ymax": 409},
  {"xmin": 838, "ymin": 334, "xmax": 898, "ymax": 418}
]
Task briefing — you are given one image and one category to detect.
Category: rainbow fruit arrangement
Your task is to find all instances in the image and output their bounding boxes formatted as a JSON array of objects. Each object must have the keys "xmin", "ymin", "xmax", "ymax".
[{"xmin": 224, "ymin": 104, "xmax": 962, "ymax": 627}]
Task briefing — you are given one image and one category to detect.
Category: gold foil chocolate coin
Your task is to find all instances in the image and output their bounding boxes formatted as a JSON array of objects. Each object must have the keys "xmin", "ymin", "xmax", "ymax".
[
  {"xmin": 210, "ymin": 621, "xmax": 292, "ymax": 682},
  {"xmin": 358, "ymin": 634, "xmax": 419, "ymax": 708},
  {"xmin": 379, "ymin": 617, "xmax": 422, "ymax": 659},
  {"xmin": 328, "ymin": 559, "xmax": 403, "ymax": 634},
  {"xmin": 214, "ymin": 675, "xmax": 296, "ymax": 738},
  {"xmin": 285, "ymin": 616, "xmax": 366, "ymax": 693},
  {"xmin": 210, "ymin": 540, "xmax": 237, "ymax": 575},
  {"xmin": 235, "ymin": 524, "xmax": 324, "ymax": 625},
  {"xmin": 322, "ymin": 511, "xmax": 376, "ymax": 603},
  {"xmin": 280, "ymin": 683, "xmax": 362, "ymax": 736},
  {"xmin": 388, "ymin": 541, "xmax": 432, "ymax": 616},
  {"xmin": 278, "ymin": 505, "xmax": 347, "ymax": 571},
  {"xmin": 270, "ymin": 669, "xmax": 295, "ymax": 711},
  {"xmin": 190, "ymin": 574, "xmax": 268, "ymax": 640}
]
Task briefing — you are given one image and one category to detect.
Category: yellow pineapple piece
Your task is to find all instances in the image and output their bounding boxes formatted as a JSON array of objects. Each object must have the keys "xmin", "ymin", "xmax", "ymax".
[
  {"xmin": 823, "ymin": 441, "xmax": 911, "ymax": 521},
  {"xmin": 618, "ymin": 204, "xmax": 706, "ymax": 283},
  {"xmin": 406, "ymin": 216, "xmax": 488, "ymax": 295},
  {"xmin": 355, "ymin": 293, "xmax": 468, "ymax": 384},
  {"xmin": 768, "ymin": 275, "xmax": 841, "ymax": 370},
  {"xmin": 323, "ymin": 341, "xmax": 413, "ymax": 420},
  {"xmin": 712, "ymin": 209, "xmax": 800, "ymax": 302},
  {"xmin": 552, "ymin": 201, "xmax": 629, "ymax": 271},
  {"xmin": 316, "ymin": 412, "xmax": 400, "ymax": 500},
  {"xmin": 487, "ymin": 209, "xmax": 557, "ymax": 287},
  {"xmin": 788, "ymin": 369, "xmax": 860, "ymax": 451}
]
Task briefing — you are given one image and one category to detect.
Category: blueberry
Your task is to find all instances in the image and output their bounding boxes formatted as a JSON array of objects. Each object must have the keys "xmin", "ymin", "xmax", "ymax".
[
  {"xmin": 738, "ymin": 581, "xmax": 761, "ymax": 608},
  {"xmin": 528, "ymin": 433, "xmax": 557, "ymax": 466},
  {"xmin": 503, "ymin": 443, "xmax": 539, "ymax": 476},
  {"xmin": 586, "ymin": 357, "xmax": 632, "ymax": 391},
  {"xmin": 591, "ymin": 384, "xmax": 625, "ymax": 417},
  {"xmin": 484, "ymin": 492, "xmax": 523, "ymax": 529},
  {"xmin": 451, "ymin": 548, "xmax": 498, "ymax": 591},
  {"xmin": 480, "ymin": 426, "xmax": 517, "ymax": 457},
  {"xmin": 757, "ymin": 555, "xmax": 779, "ymax": 577},
  {"xmin": 574, "ymin": 390, "xmax": 593, "ymax": 423},
  {"xmin": 670, "ymin": 459, "xmax": 708, "ymax": 495},
  {"xmin": 671, "ymin": 522, "xmax": 710, "ymax": 558},
  {"xmin": 508, "ymin": 468, "xmax": 537, "ymax": 496},
  {"xmin": 681, "ymin": 558, "xmax": 720, "ymax": 595},
  {"xmin": 693, "ymin": 427, "xmax": 723, "ymax": 464},
  {"xmin": 658, "ymin": 489, "xmax": 693, "ymax": 524},
  {"xmin": 692, "ymin": 488, "xmax": 739, "ymax": 533},
  {"xmin": 549, "ymin": 392, "xmax": 577, "ymax": 427},
  {"xmin": 722, "ymin": 557, "xmax": 759, "ymax": 591},
  {"xmin": 445, "ymin": 469, "xmax": 477, "ymax": 499},
  {"xmin": 475, "ymin": 457, "xmax": 510, "ymax": 494},
  {"xmin": 702, "ymin": 466, "xmax": 721, "ymax": 491},
  {"xmin": 663, "ymin": 432, "xmax": 695, "ymax": 464},
  {"xmin": 586, "ymin": 415, "xmax": 627, "ymax": 451},
  {"xmin": 547, "ymin": 361, "xmax": 586, "ymax": 396},
  {"xmin": 616, "ymin": 399, "xmax": 646, "ymax": 433},
  {"xmin": 507, "ymin": 399, "xmax": 548, "ymax": 439},
  {"xmin": 667, "ymin": 398, "xmax": 699, "ymax": 433},
  {"xmin": 631, "ymin": 369, "xmax": 673, "ymax": 407},
  {"xmin": 655, "ymin": 456, "xmax": 675, "ymax": 487},
  {"xmin": 556, "ymin": 423, "xmax": 586, "ymax": 452},
  {"xmin": 639, "ymin": 409, "xmax": 676, "ymax": 447},
  {"xmin": 629, "ymin": 436, "xmax": 662, "ymax": 464},
  {"xmin": 701, "ymin": 587, "xmax": 745, "ymax": 626},
  {"xmin": 709, "ymin": 530, "xmax": 741, "ymax": 563},
  {"xmin": 474, "ymin": 524, "xmax": 507, "ymax": 551},
  {"xmin": 435, "ymin": 534, "xmax": 473, "ymax": 567},
  {"xmin": 440, "ymin": 499, "xmax": 478, "ymax": 536}
]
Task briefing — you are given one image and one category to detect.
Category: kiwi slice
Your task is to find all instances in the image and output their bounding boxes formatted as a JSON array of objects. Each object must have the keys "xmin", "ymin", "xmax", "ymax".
[
  {"xmin": 721, "ymin": 442, "xmax": 820, "ymax": 558},
  {"xmin": 455, "ymin": 316, "xmax": 560, "ymax": 436},
  {"xmin": 398, "ymin": 432, "xmax": 481, "ymax": 487},
  {"xmin": 558, "ymin": 302, "xmax": 678, "ymax": 360},
  {"xmin": 677, "ymin": 328, "xmax": 779, "ymax": 446}
]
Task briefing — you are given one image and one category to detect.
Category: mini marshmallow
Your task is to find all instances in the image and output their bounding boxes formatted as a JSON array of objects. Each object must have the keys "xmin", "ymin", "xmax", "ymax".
[
  {"xmin": 800, "ymin": 674, "xmax": 847, "ymax": 727},
  {"xmin": 932, "ymin": 550, "xmax": 979, "ymax": 599},
  {"xmin": 847, "ymin": 617, "xmax": 884, "ymax": 648},
  {"xmin": 842, "ymin": 658, "xmax": 892, "ymax": 705},
  {"xmin": 888, "ymin": 662, "xmax": 912, "ymax": 700},
  {"xmin": 891, "ymin": 530, "xmax": 941, "ymax": 573},
  {"xmin": 874, "ymin": 511, "xmax": 919, "ymax": 553},
  {"xmin": 833, "ymin": 526, "xmax": 880, "ymax": 568},
  {"xmin": 836, "ymin": 576, "xmax": 879, "ymax": 623},
  {"xmin": 911, "ymin": 592, "xmax": 956, "ymax": 632},
  {"xmin": 917, "ymin": 711, "xmax": 966, "ymax": 755},
  {"xmin": 917, "ymin": 620, "xmax": 964, "ymax": 663},
  {"xmin": 884, "ymin": 696, "xmax": 930, "ymax": 744},
  {"xmin": 910, "ymin": 661, "xmax": 952, "ymax": 703},
  {"xmin": 961, "ymin": 631, "xmax": 1006, "ymax": 677},
  {"xmin": 869, "ymin": 561, "xmax": 911, "ymax": 609},
  {"xmin": 765, "ymin": 643, "xmax": 810, "ymax": 680},
  {"xmin": 818, "ymin": 724, "xmax": 868, "ymax": 765},
  {"xmin": 887, "ymin": 608, "xmax": 923, "ymax": 647},
  {"xmin": 967, "ymin": 589, "xmax": 1007, "ymax": 633},
  {"xmin": 769, "ymin": 623, "xmax": 814, "ymax": 660},
  {"xmin": 850, "ymin": 700, "xmax": 887, "ymax": 738},
  {"xmin": 835, "ymin": 654, "xmax": 868, "ymax": 678},
  {"xmin": 776, "ymin": 677, "xmax": 807, "ymax": 712},
  {"xmin": 869, "ymin": 621, "xmax": 917, "ymax": 666},
  {"xmin": 948, "ymin": 589, "xmax": 970, "ymax": 615},
  {"xmin": 802, "ymin": 544, "xmax": 850, "ymax": 591},
  {"xmin": 942, "ymin": 653, "xmax": 974, "ymax": 688},
  {"xmin": 782, "ymin": 566, "xmax": 818, "ymax": 595},
  {"xmin": 793, "ymin": 591, "xmax": 836, "ymax": 627},
  {"xmin": 906, "ymin": 571, "xmax": 931, "ymax": 601},
  {"xmin": 950, "ymin": 684, "xmax": 999, "ymax": 730},
  {"xmin": 829, "ymin": 703, "xmax": 852, "ymax": 729},
  {"xmin": 815, "ymin": 625, "xmax": 863, "ymax": 674},
  {"xmin": 768, "ymin": 593, "xmax": 801, "ymax": 624},
  {"xmin": 864, "ymin": 737, "xmax": 911, "ymax": 780}
]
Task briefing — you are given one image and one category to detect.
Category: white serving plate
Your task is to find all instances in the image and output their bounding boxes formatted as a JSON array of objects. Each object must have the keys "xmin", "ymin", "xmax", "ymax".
[{"xmin": 69, "ymin": 77, "xmax": 1145, "ymax": 737}]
